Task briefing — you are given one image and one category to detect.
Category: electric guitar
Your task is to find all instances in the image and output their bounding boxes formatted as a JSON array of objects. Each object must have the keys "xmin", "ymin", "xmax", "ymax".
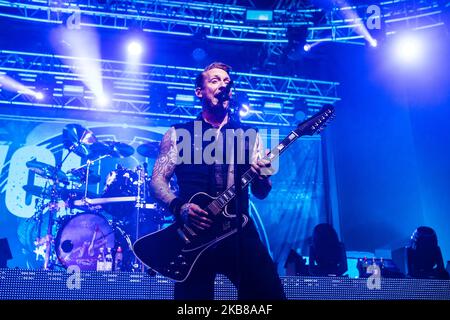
[{"xmin": 132, "ymin": 105, "xmax": 335, "ymax": 282}]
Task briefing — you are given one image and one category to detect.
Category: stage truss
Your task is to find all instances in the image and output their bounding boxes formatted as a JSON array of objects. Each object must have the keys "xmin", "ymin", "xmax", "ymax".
[{"xmin": 0, "ymin": 50, "xmax": 340, "ymax": 127}]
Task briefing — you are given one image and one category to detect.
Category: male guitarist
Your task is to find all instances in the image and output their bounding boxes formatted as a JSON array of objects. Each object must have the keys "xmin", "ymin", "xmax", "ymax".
[{"xmin": 149, "ymin": 62, "xmax": 286, "ymax": 300}]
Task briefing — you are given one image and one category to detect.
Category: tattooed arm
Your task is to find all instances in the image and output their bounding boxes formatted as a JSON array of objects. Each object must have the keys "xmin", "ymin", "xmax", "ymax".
[
  {"xmin": 149, "ymin": 127, "xmax": 178, "ymax": 206},
  {"xmin": 150, "ymin": 127, "xmax": 213, "ymax": 229}
]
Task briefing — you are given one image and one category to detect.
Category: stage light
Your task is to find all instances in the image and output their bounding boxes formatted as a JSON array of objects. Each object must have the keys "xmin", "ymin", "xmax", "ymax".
[
  {"xmin": 394, "ymin": 34, "xmax": 423, "ymax": 65},
  {"xmin": 0, "ymin": 74, "xmax": 44, "ymax": 99},
  {"xmin": 303, "ymin": 41, "xmax": 320, "ymax": 52},
  {"xmin": 239, "ymin": 104, "xmax": 250, "ymax": 118},
  {"xmin": 232, "ymin": 91, "xmax": 250, "ymax": 119},
  {"xmin": 286, "ymin": 26, "xmax": 308, "ymax": 60},
  {"xmin": 406, "ymin": 226, "xmax": 449, "ymax": 279},
  {"xmin": 369, "ymin": 39, "xmax": 378, "ymax": 48},
  {"xmin": 245, "ymin": 10, "xmax": 273, "ymax": 22},
  {"xmin": 309, "ymin": 223, "xmax": 348, "ymax": 277},
  {"xmin": 96, "ymin": 94, "xmax": 109, "ymax": 107},
  {"xmin": 35, "ymin": 92, "xmax": 44, "ymax": 100},
  {"xmin": 128, "ymin": 41, "xmax": 143, "ymax": 56},
  {"xmin": 55, "ymin": 28, "xmax": 104, "ymax": 103}
]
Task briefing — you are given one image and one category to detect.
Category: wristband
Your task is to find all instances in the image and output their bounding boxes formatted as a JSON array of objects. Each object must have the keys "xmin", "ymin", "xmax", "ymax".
[{"xmin": 168, "ymin": 197, "xmax": 184, "ymax": 218}]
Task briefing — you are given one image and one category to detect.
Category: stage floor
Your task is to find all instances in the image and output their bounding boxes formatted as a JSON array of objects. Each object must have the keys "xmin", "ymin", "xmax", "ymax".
[{"xmin": 0, "ymin": 268, "xmax": 449, "ymax": 300}]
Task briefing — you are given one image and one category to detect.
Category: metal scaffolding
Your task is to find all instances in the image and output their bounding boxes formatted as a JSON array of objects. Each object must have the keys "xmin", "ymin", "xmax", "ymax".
[
  {"xmin": 0, "ymin": 50, "xmax": 340, "ymax": 127},
  {"xmin": 0, "ymin": 0, "xmax": 446, "ymax": 44}
]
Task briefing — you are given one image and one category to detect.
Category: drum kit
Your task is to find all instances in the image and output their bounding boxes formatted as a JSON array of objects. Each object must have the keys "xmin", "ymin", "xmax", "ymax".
[{"xmin": 25, "ymin": 124, "xmax": 169, "ymax": 272}]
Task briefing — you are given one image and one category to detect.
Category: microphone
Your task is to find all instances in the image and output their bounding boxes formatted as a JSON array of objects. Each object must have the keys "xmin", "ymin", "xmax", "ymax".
[{"xmin": 218, "ymin": 80, "xmax": 234, "ymax": 101}]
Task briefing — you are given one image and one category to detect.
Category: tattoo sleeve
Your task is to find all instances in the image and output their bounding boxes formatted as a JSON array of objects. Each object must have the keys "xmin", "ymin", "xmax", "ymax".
[{"xmin": 150, "ymin": 127, "xmax": 178, "ymax": 206}]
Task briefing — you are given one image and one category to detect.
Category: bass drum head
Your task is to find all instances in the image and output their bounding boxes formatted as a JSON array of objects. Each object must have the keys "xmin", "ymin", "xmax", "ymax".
[{"xmin": 55, "ymin": 213, "xmax": 115, "ymax": 271}]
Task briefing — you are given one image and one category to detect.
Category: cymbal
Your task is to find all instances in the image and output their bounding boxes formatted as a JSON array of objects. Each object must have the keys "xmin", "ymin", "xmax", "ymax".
[
  {"xmin": 66, "ymin": 167, "xmax": 101, "ymax": 184},
  {"xmin": 26, "ymin": 159, "xmax": 68, "ymax": 183},
  {"xmin": 63, "ymin": 124, "xmax": 97, "ymax": 157},
  {"xmin": 136, "ymin": 142, "xmax": 160, "ymax": 158},
  {"xmin": 103, "ymin": 141, "xmax": 134, "ymax": 158},
  {"xmin": 87, "ymin": 142, "xmax": 111, "ymax": 159}
]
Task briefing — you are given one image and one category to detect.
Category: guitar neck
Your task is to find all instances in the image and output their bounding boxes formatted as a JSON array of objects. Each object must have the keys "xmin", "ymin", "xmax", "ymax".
[{"xmin": 207, "ymin": 129, "xmax": 301, "ymax": 215}]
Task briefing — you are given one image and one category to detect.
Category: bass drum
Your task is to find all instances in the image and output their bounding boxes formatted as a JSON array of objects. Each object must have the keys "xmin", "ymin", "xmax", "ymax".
[{"xmin": 55, "ymin": 212, "xmax": 130, "ymax": 271}]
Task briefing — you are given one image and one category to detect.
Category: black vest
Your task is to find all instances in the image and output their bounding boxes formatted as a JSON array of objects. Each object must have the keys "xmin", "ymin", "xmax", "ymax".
[{"xmin": 173, "ymin": 114, "xmax": 256, "ymax": 215}]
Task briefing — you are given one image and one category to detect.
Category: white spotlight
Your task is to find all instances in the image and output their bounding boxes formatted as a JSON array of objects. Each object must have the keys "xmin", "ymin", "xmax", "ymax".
[
  {"xmin": 394, "ymin": 34, "xmax": 423, "ymax": 65},
  {"xmin": 303, "ymin": 44, "xmax": 311, "ymax": 52},
  {"xmin": 96, "ymin": 94, "xmax": 109, "ymax": 107},
  {"xmin": 128, "ymin": 41, "xmax": 143, "ymax": 56},
  {"xmin": 369, "ymin": 39, "xmax": 378, "ymax": 48},
  {"xmin": 35, "ymin": 92, "xmax": 44, "ymax": 100},
  {"xmin": 239, "ymin": 104, "xmax": 250, "ymax": 118}
]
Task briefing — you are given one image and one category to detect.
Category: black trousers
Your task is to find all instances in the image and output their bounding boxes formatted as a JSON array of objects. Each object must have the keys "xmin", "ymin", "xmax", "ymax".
[{"xmin": 174, "ymin": 219, "xmax": 286, "ymax": 300}]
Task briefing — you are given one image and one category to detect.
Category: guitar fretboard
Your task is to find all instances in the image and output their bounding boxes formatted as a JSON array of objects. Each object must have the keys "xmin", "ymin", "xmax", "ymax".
[
  {"xmin": 206, "ymin": 105, "xmax": 334, "ymax": 215},
  {"xmin": 207, "ymin": 130, "xmax": 300, "ymax": 215}
]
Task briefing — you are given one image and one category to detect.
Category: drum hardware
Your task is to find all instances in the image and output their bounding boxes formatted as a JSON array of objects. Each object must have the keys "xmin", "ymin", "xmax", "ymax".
[
  {"xmin": 25, "ymin": 123, "xmax": 167, "ymax": 272},
  {"xmin": 89, "ymin": 141, "xmax": 135, "ymax": 159},
  {"xmin": 133, "ymin": 165, "xmax": 147, "ymax": 272},
  {"xmin": 62, "ymin": 123, "xmax": 97, "ymax": 158},
  {"xmin": 63, "ymin": 123, "xmax": 105, "ymax": 198},
  {"xmin": 26, "ymin": 123, "xmax": 100, "ymax": 270},
  {"xmin": 83, "ymin": 159, "xmax": 94, "ymax": 199},
  {"xmin": 23, "ymin": 184, "xmax": 63, "ymax": 198},
  {"xmin": 25, "ymin": 162, "xmax": 66, "ymax": 269},
  {"xmin": 66, "ymin": 167, "xmax": 101, "ymax": 184},
  {"xmin": 69, "ymin": 152, "xmax": 108, "ymax": 202},
  {"xmin": 73, "ymin": 195, "xmax": 157, "ymax": 206},
  {"xmin": 68, "ymin": 141, "xmax": 135, "ymax": 199},
  {"xmin": 26, "ymin": 159, "xmax": 69, "ymax": 185},
  {"xmin": 103, "ymin": 141, "xmax": 135, "ymax": 158},
  {"xmin": 40, "ymin": 184, "xmax": 60, "ymax": 270}
]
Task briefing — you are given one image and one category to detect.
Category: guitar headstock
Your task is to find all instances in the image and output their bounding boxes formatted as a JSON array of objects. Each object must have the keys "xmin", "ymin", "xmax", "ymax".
[{"xmin": 295, "ymin": 104, "xmax": 335, "ymax": 136}]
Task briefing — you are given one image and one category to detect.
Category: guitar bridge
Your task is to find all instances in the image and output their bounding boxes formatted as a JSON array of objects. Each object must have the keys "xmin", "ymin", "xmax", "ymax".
[{"xmin": 183, "ymin": 225, "xmax": 197, "ymax": 237}]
